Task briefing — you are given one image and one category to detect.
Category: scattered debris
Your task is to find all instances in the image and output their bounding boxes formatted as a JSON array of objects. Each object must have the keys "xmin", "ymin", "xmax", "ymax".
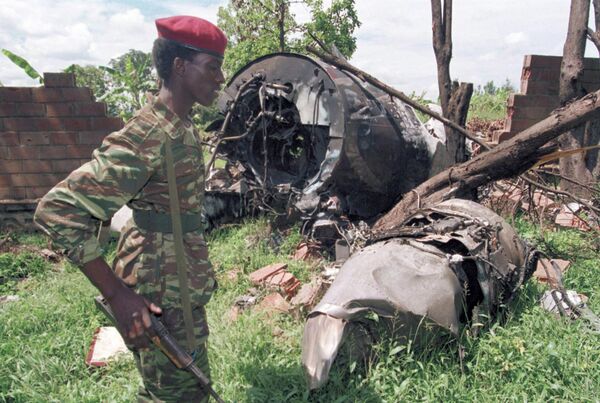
[
  {"xmin": 321, "ymin": 264, "xmax": 341, "ymax": 281},
  {"xmin": 249, "ymin": 263, "xmax": 288, "ymax": 285},
  {"xmin": 302, "ymin": 199, "xmax": 538, "ymax": 389},
  {"xmin": 290, "ymin": 279, "xmax": 326, "ymax": 310},
  {"xmin": 555, "ymin": 203, "xmax": 591, "ymax": 231},
  {"xmin": 256, "ymin": 292, "xmax": 292, "ymax": 316},
  {"xmin": 540, "ymin": 290, "xmax": 586, "ymax": 317},
  {"xmin": 293, "ymin": 242, "xmax": 322, "ymax": 261},
  {"xmin": 533, "ymin": 258, "xmax": 571, "ymax": 288},
  {"xmin": 224, "ymin": 268, "xmax": 241, "ymax": 282},
  {"xmin": 85, "ymin": 326, "xmax": 131, "ymax": 367},
  {"xmin": 249, "ymin": 263, "xmax": 301, "ymax": 297},
  {"xmin": 0, "ymin": 295, "xmax": 20, "ymax": 304},
  {"xmin": 39, "ymin": 248, "xmax": 60, "ymax": 262},
  {"xmin": 334, "ymin": 239, "xmax": 350, "ymax": 263}
]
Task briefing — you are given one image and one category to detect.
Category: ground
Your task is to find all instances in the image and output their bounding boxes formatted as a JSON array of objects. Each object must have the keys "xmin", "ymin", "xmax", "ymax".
[{"xmin": 1, "ymin": 215, "xmax": 600, "ymax": 402}]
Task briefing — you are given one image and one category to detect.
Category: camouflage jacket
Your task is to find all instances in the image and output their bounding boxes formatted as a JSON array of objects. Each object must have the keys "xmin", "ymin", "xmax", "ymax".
[{"xmin": 34, "ymin": 95, "xmax": 216, "ymax": 308}]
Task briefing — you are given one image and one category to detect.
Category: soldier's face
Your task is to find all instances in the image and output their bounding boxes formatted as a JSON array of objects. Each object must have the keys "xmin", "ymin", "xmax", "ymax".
[{"xmin": 183, "ymin": 53, "xmax": 225, "ymax": 106}]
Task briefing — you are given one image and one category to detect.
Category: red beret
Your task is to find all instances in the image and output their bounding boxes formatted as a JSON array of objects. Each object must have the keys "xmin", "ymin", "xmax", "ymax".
[{"xmin": 155, "ymin": 15, "xmax": 227, "ymax": 59}]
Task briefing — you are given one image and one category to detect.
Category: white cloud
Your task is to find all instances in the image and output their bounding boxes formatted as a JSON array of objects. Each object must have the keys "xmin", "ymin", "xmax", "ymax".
[
  {"xmin": 505, "ymin": 32, "xmax": 527, "ymax": 45},
  {"xmin": 0, "ymin": 0, "xmax": 583, "ymax": 97}
]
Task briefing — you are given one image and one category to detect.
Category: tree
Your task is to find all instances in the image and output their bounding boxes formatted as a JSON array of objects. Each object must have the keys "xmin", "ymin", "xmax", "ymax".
[
  {"xmin": 431, "ymin": 0, "xmax": 473, "ymax": 166},
  {"xmin": 101, "ymin": 50, "xmax": 157, "ymax": 120},
  {"xmin": 558, "ymin": 0, "xmax": 600, "ymax": 198},
  {"xmin": 217, "ymin": 0, "xmax": 360, "ymax": 76},
  {"xmin": 63, "ymin": 64, "xmax": 109, "ymax": 100}
]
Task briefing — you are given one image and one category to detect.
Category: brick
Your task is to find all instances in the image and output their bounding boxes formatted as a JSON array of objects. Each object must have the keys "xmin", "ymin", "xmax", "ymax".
[
  {"xmin": 45, "ymin": 103, "xmax": 76, "ymax": 116},
  {"xmin": 0, "ymin": 160, "xmax": 21, "ymax": 173},
  {"xmin": 2, "ymin": 117, "xmax": 63, "ymax": 132},
  {"xmin": 19, "ymin": 132, "xmax": 51, "ymax": 145},
  {"xmin": 27, "ymin": 186, "xmax": 54, "ymax": 199},
  {"xmin": 39, "ymin": 144, "xmax": 95, "ymax": 160},
  {"xmin": 90, "ymin": 117, "xmax": 123, "ymax": 131},
  {"xmin": 46, "ymin": 102, "xmax": 108, "ymax": 117},
  {"xmin": 21, "ymin": 160, "xmax": 53, "ymax": 173},
  {"xmin": 0, "ymin": 187, "xmax": 28, "ymax": 199},
  {"xmin": 43, "ymin": 72, "xmax": 75, "ymax": 88},
  {"xmin": 17, "ymin": 103, "xmax": 46, "ymax": 117},
  {"xmin": 583, "ymin": 57, "xmax": 600, "ymax": 71},
  {"xmin": 0, "ymin": 103, "xmax": 17, "ymax": 116},
  {"xmin": 62, "ymin": 117, "xmax": 92, "ymax": 131},
  {"xmin": 0, "ymin": 88, "xmax": 33, "ymax": 103},
  {"xmin": 52, "ymin": 159, "xmax": 82, "ymax": 172},
  {"xmin": 521, "ymin": 67, "xmax": 559, "ymax": 82},
  {"xmin": 525, "ymin": 55, "xmax": 562, "ymax": 70},
  {"xmin": 5, "ymin": 145, "xmax": 39, "ymax": 160},
  {"xmin": 0, "ymin": 173, "xmax": 65, "ymax": 187},
  {"xmin": 249, "ymin": 263, "xmax": 287, "ymax": 284},
  {"xmin": 505, "ymin": 118, "xmax": 537, "ymax": 134},
  {"xmin": 31, "ymin": 87, "xmax": 92, "ymax": 103},
  {"xmin": 0, "ymin": 132, "xmax": 19, "ymax": 146},
  {"xmin": 520, "ymin": 79, "xmax": 559, "ymax": 96},
  {"xmin": 517, "ymin": 106, "xmax": 554, "ymax": 121},
  {"xmin": 77, "ymin": 102, "xmax": 107, "ymax": 116},
  {"xmin": 580, "ymin": 80, "xmax": 600, "ymax": 92},
  {"xmin": 78, "ymin": 131, "xmax": 108, "ymax": 145},
  {"xmin": 49, "ymin": 132, "xmax": 79, "ymax": 145},
  {"xmin": 510, "ymin": 94, "xmax": 559, "ymax": 109}
]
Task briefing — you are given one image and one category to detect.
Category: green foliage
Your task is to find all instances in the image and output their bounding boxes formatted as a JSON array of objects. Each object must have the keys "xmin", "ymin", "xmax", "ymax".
[
  {"xmin": 468, "ymin": 79, "xmax": 515, "ymax": 121},
  {"xmin": 101, "ymin": 50, "xmax": 157, "ymax": 120},
  {"xmin": 1, "ymin": 48, "xmax": 43, "ymax": 84},
  {"xmin": 64, "ymin": 64, "xmax": 109, "ymax": 101},
  {"xmin": 2, "ymin": 218, "xmax": 600, "ymax": 401},
  {"xmin": 217, "ymin": 0, "xmax": 360, "ymax": 77},
  {"xmin": 0, "ymin": 252, "xmax": 50, "ymax": 294}
]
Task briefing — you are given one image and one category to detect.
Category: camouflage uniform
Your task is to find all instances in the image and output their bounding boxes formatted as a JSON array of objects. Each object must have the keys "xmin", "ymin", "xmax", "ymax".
[{"xmin": 34, "ymin": 95, "xmax": 216, "ymax": 402}]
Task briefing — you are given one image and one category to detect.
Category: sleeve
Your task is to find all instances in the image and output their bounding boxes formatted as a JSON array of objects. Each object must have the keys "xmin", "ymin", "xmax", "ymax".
[{"xmin": 34, "ymin": 118, "xmax": 163, "ymax": 266}]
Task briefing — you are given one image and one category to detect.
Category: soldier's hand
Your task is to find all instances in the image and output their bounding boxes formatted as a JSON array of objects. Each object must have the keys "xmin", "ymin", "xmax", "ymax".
[{"xmin": 106, "ymin": 286, "xmax": 162, "ymax": 349}]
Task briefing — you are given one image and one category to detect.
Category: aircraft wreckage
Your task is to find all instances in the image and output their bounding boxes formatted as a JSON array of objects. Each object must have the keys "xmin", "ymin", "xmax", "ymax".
[
  {"xmin": 203, "ymin": 53, "xmax": 538, "ymax": 389},
  {"xmin": 109, "ymin": 53, "xmax": 538, "ymax": 389}
]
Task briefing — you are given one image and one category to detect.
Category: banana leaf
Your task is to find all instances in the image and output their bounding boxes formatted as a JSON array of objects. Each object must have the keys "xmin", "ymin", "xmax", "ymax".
[{"xmin": 1, "ymin": 49, "xmax": 43, "ymax": 84}]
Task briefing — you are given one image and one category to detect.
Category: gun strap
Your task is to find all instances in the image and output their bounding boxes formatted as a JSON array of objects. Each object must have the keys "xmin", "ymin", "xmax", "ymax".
[{"xmin": 164, "ymin": 134, "xmax": 196, "ymax": 352}]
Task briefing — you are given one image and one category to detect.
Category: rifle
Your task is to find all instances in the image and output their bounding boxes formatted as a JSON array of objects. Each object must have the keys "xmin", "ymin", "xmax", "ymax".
[{"xmin": 94, "ymin": 296, "xmax": 225, "ymax": 403}]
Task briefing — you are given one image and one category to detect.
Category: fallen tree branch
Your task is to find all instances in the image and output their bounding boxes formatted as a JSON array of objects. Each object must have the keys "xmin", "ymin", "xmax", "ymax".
[
  {"xmin": 373, "ymin": 90, "xmax": 600, "ymax": 234},
  {"xmin": 521, "ymin": 174, "xmax": 600, "ymax": 216},
  {"xmin": 534, "ymin": 167, "xmax": 600, "ymax": 196},
  {"xmin": 306, "ymin": 44, "xmax": 490, "ymax": 150}
]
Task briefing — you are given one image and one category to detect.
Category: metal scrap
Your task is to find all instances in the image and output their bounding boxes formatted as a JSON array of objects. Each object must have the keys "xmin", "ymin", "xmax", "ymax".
[{"xmin": 301, "ymin": 199, "xmax": 538, "ymax": 389}]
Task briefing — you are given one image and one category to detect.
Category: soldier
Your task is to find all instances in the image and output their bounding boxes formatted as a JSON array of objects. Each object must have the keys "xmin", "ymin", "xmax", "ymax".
[{"xmin": 34, "ymin": 15, "xmax": 226, "ymax": 402}]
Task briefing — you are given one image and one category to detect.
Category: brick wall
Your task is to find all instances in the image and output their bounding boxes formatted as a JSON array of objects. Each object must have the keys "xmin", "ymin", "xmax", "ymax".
[
  {"xmin": 495, "ymin": 55, "xmax": 600, "ymax": 143},
  {"xmin": 0, "ymin": 72, "xmax": 123, "ymax": 201}
]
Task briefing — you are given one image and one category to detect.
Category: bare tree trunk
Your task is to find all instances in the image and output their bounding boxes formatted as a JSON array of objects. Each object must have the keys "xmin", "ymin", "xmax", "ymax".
[
  {"xmin": 373, "ymin": 89, "xmax": 600, "ymax": 234},
  {"xmin": 278, "ymin": 0, "xmax": 286, "ymax": 52},
  {"xmin": 559, "ymin": 0, "xmax": 593, "ymax": 197},
  {"xmin": 431, "ymin": 0, "xmax": 473, "ymax": 165},
  {"xmin": 431, "ymin": 0, "xmax": 452, "ymax": 113}
]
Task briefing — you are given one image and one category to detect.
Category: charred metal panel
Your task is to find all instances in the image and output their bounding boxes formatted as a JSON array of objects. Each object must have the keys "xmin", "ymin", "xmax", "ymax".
[
  {"xmin": 213, "ymin": 53, "xmax": 445, "ymax": 218},
  {"xmin": 301, "ymin": 199, "xmax": 538, "ymax": 389}
]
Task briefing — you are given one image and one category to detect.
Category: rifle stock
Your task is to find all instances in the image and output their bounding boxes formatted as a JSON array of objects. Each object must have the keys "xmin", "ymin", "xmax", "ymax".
[{"xmin": 94, "ymin": 296, "xmax": 225, "ymax": 403}]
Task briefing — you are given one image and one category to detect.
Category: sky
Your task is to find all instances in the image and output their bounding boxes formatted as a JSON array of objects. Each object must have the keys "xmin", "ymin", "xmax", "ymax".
[{"xmin": 0, "ymin": 1, "xmax": 595, "ymax": 98}]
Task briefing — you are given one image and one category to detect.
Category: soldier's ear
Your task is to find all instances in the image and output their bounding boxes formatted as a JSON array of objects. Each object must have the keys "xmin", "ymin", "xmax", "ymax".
[{"xmin": 172, "ymin": 57, "xmax": 186, "ymax": 78}]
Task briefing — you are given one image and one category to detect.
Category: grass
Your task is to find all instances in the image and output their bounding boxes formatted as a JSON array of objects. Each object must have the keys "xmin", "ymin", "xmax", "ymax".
[{"xmin": 1, "ymin": 215, "xmax": 600, "ymax": 402}]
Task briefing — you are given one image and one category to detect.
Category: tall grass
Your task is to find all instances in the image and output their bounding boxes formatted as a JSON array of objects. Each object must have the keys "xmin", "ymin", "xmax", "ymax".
[{"xmin": 1, "ymin": 216, "xmax": 600, "ymax": 401}]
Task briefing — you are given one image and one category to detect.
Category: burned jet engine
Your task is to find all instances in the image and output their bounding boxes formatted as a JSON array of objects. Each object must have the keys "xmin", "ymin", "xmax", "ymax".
[
  {"xmin": 210, "ymin": 53, "xmax": 447, "ymax": 219},
  {"xmin": 301, "ymin": 199, "xmax": 538, "ymax": 389}
]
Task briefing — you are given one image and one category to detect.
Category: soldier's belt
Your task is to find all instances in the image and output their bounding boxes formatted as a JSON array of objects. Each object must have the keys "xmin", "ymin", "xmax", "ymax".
[{"xmin": 132, "ymin": 209, "xmax": 203, "ymax": 233}]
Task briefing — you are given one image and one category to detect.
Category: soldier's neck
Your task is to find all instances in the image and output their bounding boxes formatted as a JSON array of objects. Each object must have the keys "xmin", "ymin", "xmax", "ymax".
[{"xmin": 157, "ymin": 86, "xmax": 192, "ymax": 123}]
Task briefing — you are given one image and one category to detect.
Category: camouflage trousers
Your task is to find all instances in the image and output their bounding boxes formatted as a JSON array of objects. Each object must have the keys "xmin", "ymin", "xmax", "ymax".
[{"xmin": 133, "ymin": 305, "xmax": 211, "ymax": 403}]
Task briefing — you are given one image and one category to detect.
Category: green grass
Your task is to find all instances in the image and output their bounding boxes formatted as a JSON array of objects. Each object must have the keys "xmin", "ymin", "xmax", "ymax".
[{"xmin": 2, "ymin": 216, "xmax": 600, "ymax": 402}]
